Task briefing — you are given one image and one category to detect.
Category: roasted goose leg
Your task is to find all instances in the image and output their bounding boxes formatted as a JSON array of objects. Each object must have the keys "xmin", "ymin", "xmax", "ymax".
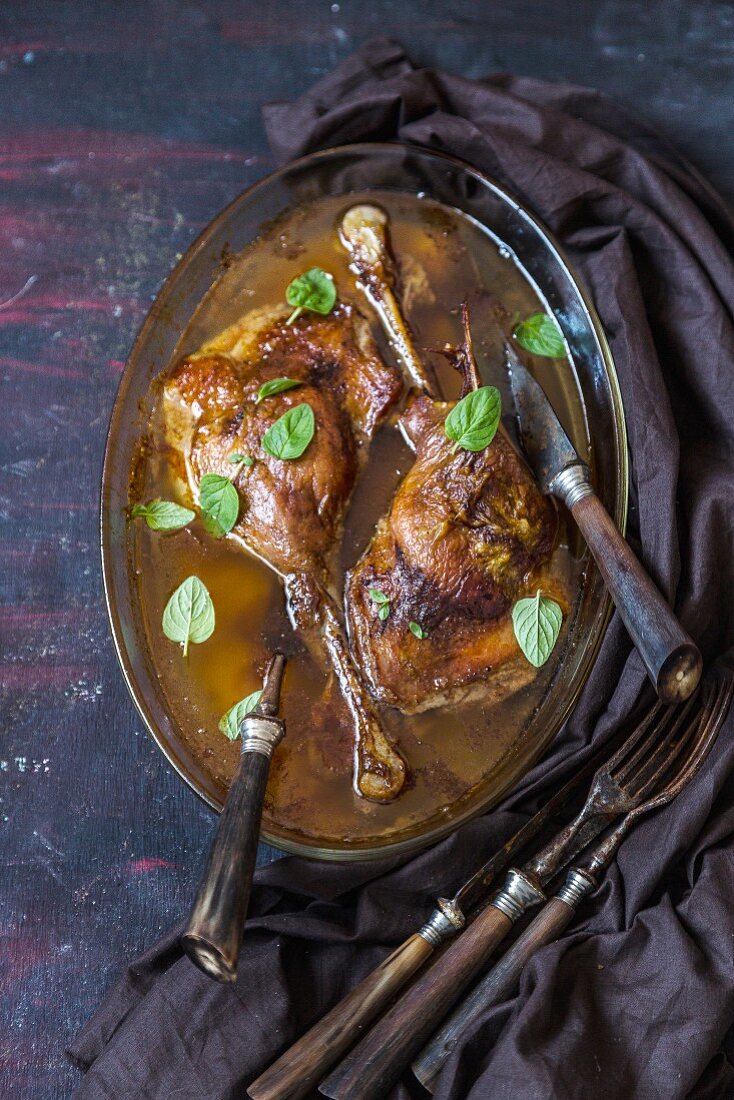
[
  {"xmin": 163, "ymin": 303, "xmax": 406, "ymax": 801},
  {"xmin": 340, "ymin": 210, "xmax": 559, "ymax": 712}
]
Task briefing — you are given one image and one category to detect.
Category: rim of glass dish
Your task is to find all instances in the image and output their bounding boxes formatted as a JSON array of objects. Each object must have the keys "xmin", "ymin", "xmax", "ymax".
[{"xmin": 101, "ymin": 141, "xmax": 629, "ymax": 861}]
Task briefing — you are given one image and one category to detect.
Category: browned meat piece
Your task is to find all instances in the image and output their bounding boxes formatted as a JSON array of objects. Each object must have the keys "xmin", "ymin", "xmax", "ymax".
[
  {"xmin": 345, "ymin": 388, "xmax": 558, "ymax": 712},
  {"xmin": 340, "ymin": 208, "xmax": 559, "ymax": 712},
  {"xmin": 164, "ymin": 302, "xmax": 407, "ymax": 801}
]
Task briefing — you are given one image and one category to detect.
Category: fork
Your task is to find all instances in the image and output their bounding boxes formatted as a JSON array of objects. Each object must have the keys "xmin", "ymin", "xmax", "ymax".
[
  {"xmin": 318, "ymin": 693, "xmax": 709, "ymax": 1100},
  {"xmin": 412, "ymin": 672, "xmax": 734, "ymax": 1093}
]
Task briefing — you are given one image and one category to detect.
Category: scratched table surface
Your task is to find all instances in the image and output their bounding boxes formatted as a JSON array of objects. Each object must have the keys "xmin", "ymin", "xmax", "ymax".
[{"xmin": 2, "ymin": 2, "xmax": 734, "ymax": 1096}]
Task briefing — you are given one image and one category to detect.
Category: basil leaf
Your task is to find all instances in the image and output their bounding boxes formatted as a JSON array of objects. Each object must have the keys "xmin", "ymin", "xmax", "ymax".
[
  {"xmin": 409, "ymin": 621, "xmax": 428, "ymax": 639},
  {"xmin": 513, "ymin": 312, "xmax": 565, "ymax": 358},
  {"xmin": 219, "ymin": 689, "xmax": 263, "ymax": 741},
  {"xmin": 131, "ymin": 499, "xmax": 194, "ymax": 531},
  {"xmin": 229, "ymin": 453, "xmax": 254, "ymax": 467},
  {"xmin": 262, "ymin": 403, "xmax": 315, "ymax": 461},
  {"xmin": 512, "ymin": 591, "xmax": 562, "ymax": 667},
  {"xmin": 199, "ymin": 473, "xmax": 240, "ymax": 537},
  {"xmin": 285, "ymin": 267, "xmax": 337, "ymax": 324},
  {"xmin": 256, "ymin": 377, "xmax": 303, "ymax": 404},
  {"xmin": 368, "ymin": 587, "xmax": 391, "ymax": 621},
  {"xmin": 444, "ymin": 386, "xmax": 501, "ymax": 453},
  {"xmin": 162, "ymin": 576, "xmax": 215, "ymax": 657}
]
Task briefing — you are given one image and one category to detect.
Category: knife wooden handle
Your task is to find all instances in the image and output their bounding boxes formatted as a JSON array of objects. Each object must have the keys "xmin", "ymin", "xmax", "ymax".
[
  {"xmin": 412, "ymin": 897, "xmax": 576, "ymax": 1092},
  {"xmin": 181, "ymin": 716, "xmax": 282, "ymax": 984},
  {"xmin": 569, "ymin": 489, "xmax": 701, "ymax": 703},
  {"xmin": 319, "ymin": 903, "xmax": 512, "ymax": 1100},
  {"xmin": 248, "ymin": 932, "xmax": 435, "ymax": 1100}
]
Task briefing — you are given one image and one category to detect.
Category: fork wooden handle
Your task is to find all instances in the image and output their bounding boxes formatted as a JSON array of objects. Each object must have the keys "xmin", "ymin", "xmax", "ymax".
[
  {"xmin": 319, "ymin": 904, "xmax": 512, "ymax": 1100},
  {"xmin": 412, "ymin": 896, "xmax": 577, "ymax": 1092},
  {"xmin": 569, "ymin": 490, "xmax": 701, "ymax": 704},
  {"xmin": 248, "ymin": 932, "xmax": 435, "ymax": 1100}
]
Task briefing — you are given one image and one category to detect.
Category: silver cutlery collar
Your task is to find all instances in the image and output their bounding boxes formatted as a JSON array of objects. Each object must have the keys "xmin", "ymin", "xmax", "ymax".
[
  {"xmin": 491, "ymin": 868, "xmax": 546, "ymax": 921},
  {"xmin": 556, "ymin": 867, "xmax": 597, "ymax": 907},
  {"xmin": 240, "ymin": 716, "xmax": 285, "ymax": 758}
]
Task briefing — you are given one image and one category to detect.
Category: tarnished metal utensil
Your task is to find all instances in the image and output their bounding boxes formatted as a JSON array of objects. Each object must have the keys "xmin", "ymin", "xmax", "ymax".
[
  {"xmin": 317, "ymin": 697, "xmax": 682, "ymax": 1100},
  {"xmin": 413, "ymin": 669, "xmax": 733, "ymax": 1092},
  {"xmin": 182, "ymin": 653, "xmax": 286, "ymax": 983},
  {"xmin": 506, "ymin": 341, "xmax": 701, "ymax": 704}
]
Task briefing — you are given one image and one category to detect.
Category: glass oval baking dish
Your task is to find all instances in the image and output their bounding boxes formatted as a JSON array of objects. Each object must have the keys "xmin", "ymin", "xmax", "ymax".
[{"xmin": 101, "ymin": 143, "xmax": 628, "ymax": 860}]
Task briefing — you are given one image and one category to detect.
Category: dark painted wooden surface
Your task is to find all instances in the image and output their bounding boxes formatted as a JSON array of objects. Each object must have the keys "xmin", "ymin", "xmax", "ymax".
[{"xmin": 1, "ymin": 3, "xmax": 733, "ymax": 1096}]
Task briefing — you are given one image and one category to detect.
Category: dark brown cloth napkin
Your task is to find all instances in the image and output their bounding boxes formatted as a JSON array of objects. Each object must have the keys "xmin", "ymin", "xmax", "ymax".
[{"xmin": 69, "ymin": 39, "xmax": 734, "ymax": 1100}]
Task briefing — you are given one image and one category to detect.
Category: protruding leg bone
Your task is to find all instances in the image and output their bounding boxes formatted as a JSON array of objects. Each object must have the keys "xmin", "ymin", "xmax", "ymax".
[
  {"xmin": 340, "ymin": 205, "xmax": 435, "ymax": 394},
  {"xmin": 285, "ymin": 572, "xmax": 406, "ymax": 802}
]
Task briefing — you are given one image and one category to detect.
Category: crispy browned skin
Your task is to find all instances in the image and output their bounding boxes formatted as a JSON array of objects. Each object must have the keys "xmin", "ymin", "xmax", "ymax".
[
  {"xmin": 345, "ymin": 381, "xmax": 558, "ymax": 713},
  {"xmin": 164, "ymin": 303, "xmax": 407, "ymax": 801}
]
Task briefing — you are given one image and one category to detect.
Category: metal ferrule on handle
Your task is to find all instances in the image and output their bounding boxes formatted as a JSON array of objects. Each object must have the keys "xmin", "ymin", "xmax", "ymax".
[
  {"xmin": 412, "ymin": 867, "xmax": 597, "ymax": 1093},
  {"xmin": 240, "ymin": 715, "xmax": 285, "ymax": 757},
  {"xmin": 555, "ymin": 867, "xmax": 597, "ymax": 906},
  {"xmin": 550, "ymin": 462, "xmax": 594, "ymax": 509},
  {"xmin": 419, "ymin": 898, "xmax": 466, "ymax": 946},
  {"xmin": 490, "ymin": 868, "xmax": 545, "ymax": 921}
]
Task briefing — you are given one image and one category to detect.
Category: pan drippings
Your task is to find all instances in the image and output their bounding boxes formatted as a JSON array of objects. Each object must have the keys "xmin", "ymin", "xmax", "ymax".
[{"xmin": 132, "ymin": 191, "xmax": 587, "ymax": 851}]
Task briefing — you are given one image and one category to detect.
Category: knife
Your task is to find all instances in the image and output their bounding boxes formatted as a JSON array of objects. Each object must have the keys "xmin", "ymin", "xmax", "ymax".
[
  {"xmin": 248, "ymin": 723, "xmax": 632, "ymax": 1100},
  {"xmin": 505, "ymin": 342, "xmax": 701, "ymax": 704},
  {"xmin": 182, "ymin": 652, "xmax": 286, "ymax": 983}
]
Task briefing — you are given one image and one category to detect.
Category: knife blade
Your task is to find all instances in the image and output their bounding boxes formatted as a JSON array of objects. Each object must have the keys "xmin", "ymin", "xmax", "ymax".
[
  {"xmin": 506, "ymin": 341, "xmax": 582, "ymax": 494},
  {"xmin": 505, "ymin": 340, "xmax": 701, "ymax": 705}
]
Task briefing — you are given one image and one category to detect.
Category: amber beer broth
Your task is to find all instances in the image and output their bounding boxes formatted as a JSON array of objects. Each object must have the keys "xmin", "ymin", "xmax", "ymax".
[{"xmin": 133, "ymin": 192, "xmax": 587, "ymax": 851}]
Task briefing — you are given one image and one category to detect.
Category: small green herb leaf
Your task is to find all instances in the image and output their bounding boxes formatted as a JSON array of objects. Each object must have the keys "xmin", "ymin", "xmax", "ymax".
[
  {"xmin": 409, "ymin": 621, "xmax": 428, "ymax": 639},
  {"xmin": 229, "ymin": 453, "xmax": 254, "ymax": 467},
  {"xmin": 256, "ymin": 377, "xmax": 303, "ymax": 403},
  {"xmin": 285, "ymin": 267, "xmax": 337, "ymax": 324},
  {"xmin": 513, "ymin": 312, "xmax": 565, "ymax": 358},
  {"xmin": 219, "ymin": 689, "xmax": 263, "ymax": 741},
  {"xmin": 368, "ymin": 587, "xmax": 391, "ymax": 621},
  {"xmin": 262, "ymin": 403, "xmax": 315, "ymax": 460},
  {"xmin": 162, "ymin": 576, "xmax": 215, "ymax": 657},
  {"xmin": 199, "ymin": 473, "xmax": 240, "ymax": 537},
  {"xmin": 512, "ymin": 591, "xmax": 562, "ymax": 667},
  {"xmin": 131, "ymin": 499, "xmax": 194, "ymax": 531},
  {"xmin": 444, "ymin": 386, "xmax": 501, "ymax": 453}
]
